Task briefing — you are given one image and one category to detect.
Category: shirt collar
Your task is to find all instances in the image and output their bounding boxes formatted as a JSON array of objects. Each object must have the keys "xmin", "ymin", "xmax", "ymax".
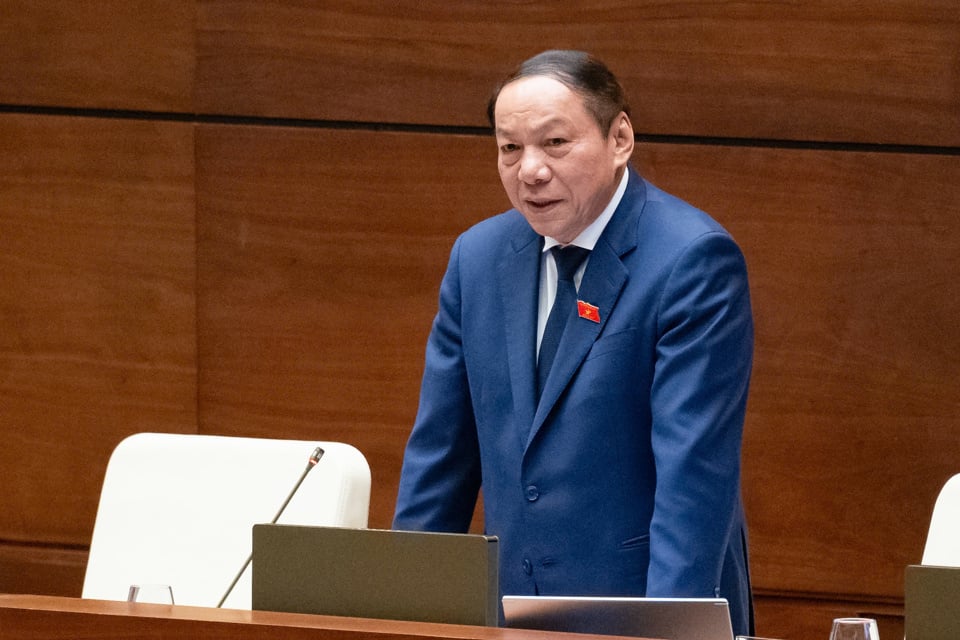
[{"xmin": 542, "ymin": 168, "xmax": 630, "ymax": 253}]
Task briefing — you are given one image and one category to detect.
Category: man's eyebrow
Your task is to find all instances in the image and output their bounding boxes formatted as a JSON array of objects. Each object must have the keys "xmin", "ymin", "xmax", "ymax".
[{"xmin": 495, "ymin": 117, "xmax": 568, "ymax": 138}]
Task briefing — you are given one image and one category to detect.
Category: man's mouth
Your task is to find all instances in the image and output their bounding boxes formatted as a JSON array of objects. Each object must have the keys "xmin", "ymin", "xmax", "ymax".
[{"xmin": 527, "ymin": 198, "xmax": 561, "ymax": 211}]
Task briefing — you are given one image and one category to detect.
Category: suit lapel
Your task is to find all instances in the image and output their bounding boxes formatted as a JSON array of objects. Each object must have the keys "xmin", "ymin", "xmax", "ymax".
[
  {"xmin": 526, "ymin": 169, "xmax": 646, "ymax": 448},
  {"xmin": 528, "ymin": 241, "xmax": 629, "ymax": 445},
  {"xmin": 497, "ymin": 226, "xmax": 541, "ymax": 444}
]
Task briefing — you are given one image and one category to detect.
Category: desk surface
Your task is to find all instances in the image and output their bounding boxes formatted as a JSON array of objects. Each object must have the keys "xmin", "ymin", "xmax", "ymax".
[{"xmin": 0, "ymin": 594, "xmax": 655, "ymax": 640}]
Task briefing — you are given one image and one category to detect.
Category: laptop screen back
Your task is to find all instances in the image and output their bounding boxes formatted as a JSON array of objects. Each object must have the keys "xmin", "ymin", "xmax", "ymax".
[{"xmin": 502, "ymin": 595, "xmax": 734, "ymax": 640}]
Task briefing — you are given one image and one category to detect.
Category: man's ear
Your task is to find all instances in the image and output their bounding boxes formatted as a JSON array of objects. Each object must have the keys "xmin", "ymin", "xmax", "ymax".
[{"xmin": 610, "ymin": 111, "xmax": 635, "ymax": 164}]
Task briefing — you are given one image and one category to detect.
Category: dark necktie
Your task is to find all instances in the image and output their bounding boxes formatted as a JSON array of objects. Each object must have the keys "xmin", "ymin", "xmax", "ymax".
[{"xmin": 537, "ymin": 245, "xmax": 590, "ymax": 398}]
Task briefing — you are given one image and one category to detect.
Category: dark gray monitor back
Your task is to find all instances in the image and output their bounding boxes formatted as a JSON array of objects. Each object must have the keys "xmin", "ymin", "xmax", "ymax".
[
  {"xmin": 905, "ymin": 564, "xmax": 960, "ymax": 640},
  {"xmin": 252, "ymin": 524, "xmax": 499, "ymax": 626}
]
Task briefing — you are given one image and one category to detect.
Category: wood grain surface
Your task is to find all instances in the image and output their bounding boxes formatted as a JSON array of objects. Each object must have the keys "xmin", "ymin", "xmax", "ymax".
[
  {"xmin": 0, "ymin": 1, "xmax": 195, "ymax": 112},
  {"xmin": 633, "ymin": 144, "xmax": 960, "ymax": 599},
  {"xmin": 195, "ymin": 125, "xmax": 508, "ymax": 529},
  {"xmin": 0, "ymin": 114, "xmax": 197, "ymax": 549},
  {"xmin": 195, "ymin": 1, "xmax": 960, "ymax": 145}
]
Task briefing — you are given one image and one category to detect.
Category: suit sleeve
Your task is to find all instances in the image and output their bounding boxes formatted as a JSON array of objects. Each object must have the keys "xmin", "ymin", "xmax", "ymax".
[
  {"xmin": 645, "ymin": 230, "xmax": 753, "ymax": 597},
  {"xmin": 392, "ymin": 235, "xmax": 482, "ymax": 533}
]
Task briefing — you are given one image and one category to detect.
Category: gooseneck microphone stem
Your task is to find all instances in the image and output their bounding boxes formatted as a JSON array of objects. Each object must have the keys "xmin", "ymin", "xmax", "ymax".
[{"xmin": 216, "ymin": 446, "xmax": 325, "ymax": 608}]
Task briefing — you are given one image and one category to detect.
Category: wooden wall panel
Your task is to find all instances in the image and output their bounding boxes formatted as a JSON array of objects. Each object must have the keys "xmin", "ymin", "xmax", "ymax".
[
  {"xmin": 196, "ymin": 1, "xmax": 960, "ymax": 146},
  {"xmin": 0, "ymin": 1, "xmax": 195, "ymax": 112},
  {"xmin": 195, "ymin": 126, "xmax": 508, "ymax": 529},
  {"xmin": 197, "ymin": 124, "xmax": 960, "ymax": 603},
  {"xmin": 753, "ymin": 594, "xmax": 904, "ymax": 640},
  {"xmin": 0, "ymin": 115, "xmax": 197, "ymax": 561},
  {"xmin": 0, "ymin": 545, "xmax": 86, "ymax": 599},
  {"xmin": 2, "ymin": 3, "xmax": 959, "ymax": 637},
  {"xmin": 634, "ymin": 144, "xmax": 960, "ymax": 600}
]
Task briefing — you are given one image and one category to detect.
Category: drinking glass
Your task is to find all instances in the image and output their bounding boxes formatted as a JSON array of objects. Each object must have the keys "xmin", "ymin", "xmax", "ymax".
[
  {"xmin": 127, "ymin": 584, "xmax": 175, "ymax": 604},
  {"xmin": 829, "ymin": 617, "xmax": 880, "ymax": 640}
]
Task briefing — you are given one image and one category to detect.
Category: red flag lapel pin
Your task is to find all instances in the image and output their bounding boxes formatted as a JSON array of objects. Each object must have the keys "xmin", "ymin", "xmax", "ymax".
[{"xmin": 577, "ymin": 300, "xmax": 601, "ymax": 323}]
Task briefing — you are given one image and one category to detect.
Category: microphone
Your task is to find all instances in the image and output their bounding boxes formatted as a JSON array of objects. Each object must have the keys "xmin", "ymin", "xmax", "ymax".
[{"xmin": 216, "ymin": 446, "xmax": 325, "ymax": 608}]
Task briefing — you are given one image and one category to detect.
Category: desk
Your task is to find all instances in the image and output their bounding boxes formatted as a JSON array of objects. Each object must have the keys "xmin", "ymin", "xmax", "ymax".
[{"xmin": 0, "ymin": 594, "xmax": 655, "ymax": 640}]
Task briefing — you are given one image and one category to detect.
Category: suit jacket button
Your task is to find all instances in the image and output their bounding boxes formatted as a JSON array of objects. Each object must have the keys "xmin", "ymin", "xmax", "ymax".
[
  {"xmin": 525, "ymin": 485, "xmax": 539, "ymax": 501},
  {"xmin": 523, "ymin": 559, "xmax": 533, "ymax": 575}
]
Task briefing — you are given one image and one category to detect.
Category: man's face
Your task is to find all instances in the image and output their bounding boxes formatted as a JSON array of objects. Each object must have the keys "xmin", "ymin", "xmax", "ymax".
[{"xmin": 493, "ymin": 75, "xmax": 632, "ymax": 244}]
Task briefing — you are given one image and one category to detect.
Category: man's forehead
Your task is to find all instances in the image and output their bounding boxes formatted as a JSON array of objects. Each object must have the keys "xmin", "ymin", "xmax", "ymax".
[
  {"xmin": 497, "ymin": 75, "xmax": 578, "ymax": 106},
  {"xmin": 494, "ymin": 77, "xmax": 590, "ymax": 132}
]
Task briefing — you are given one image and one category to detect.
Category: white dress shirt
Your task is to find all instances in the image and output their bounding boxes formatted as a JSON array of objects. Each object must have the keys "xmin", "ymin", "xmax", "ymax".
[{"xmin": 536, "ymin": 169, "xmax": 629, "ymax": 356}]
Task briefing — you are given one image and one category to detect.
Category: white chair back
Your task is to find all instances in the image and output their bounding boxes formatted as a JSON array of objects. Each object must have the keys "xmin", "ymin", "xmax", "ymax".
[
  {"xmin": 922, "ymin": 473, "xmax": 960, "ymax": 566},
  {"xmin": 82, "ymin": 432, "xmax": 370, "ymax": 608}
]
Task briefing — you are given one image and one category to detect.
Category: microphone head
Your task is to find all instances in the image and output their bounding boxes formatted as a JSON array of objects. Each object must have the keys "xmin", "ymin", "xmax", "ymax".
[{"xmin": 309, "ymin": 447, "xmax": 325, "ymax": 466}]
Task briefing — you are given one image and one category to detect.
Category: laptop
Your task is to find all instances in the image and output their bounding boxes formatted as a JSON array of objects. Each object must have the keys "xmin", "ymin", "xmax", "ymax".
[
  {"xmin": 502, "ymin": 595, "xmax": 734, "ymax": 640},
  {"xmin": 251, "ymin": 524, "xmax": 499, "ymax": 626},
  {"xmin": 905, "ymin": 564, "xmax": 960, "ymax": 640}
]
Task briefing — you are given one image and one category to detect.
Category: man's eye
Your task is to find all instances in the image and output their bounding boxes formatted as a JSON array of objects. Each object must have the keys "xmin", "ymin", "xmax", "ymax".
[
  {"xmin": 500, "ymin": 144, "xmax": 519, "ymax": 153},
  {"xmin": 547, "ymin": 138, "xmax": 566, "ymax": 146}
]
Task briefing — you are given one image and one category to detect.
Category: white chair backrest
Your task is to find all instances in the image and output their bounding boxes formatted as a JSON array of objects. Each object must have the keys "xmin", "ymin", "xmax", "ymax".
[
  {"xmin": 82, "ymin": 432, "xmax": 370, "ymax": 609},
  {"xmin": 922, "ymin": 473, "xmax": 960, "ymax": 566}
]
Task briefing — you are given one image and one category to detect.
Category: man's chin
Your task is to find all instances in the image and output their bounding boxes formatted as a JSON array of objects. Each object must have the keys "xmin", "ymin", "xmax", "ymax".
[{"xmin": 521, "ymin": 210, "xmax": 564, "ymax": 236}]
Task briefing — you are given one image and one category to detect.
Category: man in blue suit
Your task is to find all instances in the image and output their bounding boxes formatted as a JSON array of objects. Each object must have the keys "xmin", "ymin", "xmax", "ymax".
[{"xmin": 393, "ymin": 50, "xmax": 754, "ymax": 636}]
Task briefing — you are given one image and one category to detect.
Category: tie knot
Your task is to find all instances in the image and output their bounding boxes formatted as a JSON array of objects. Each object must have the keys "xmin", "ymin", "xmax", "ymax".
[{"xmin": 552, "ymin": 246, "xmax": 590, "ymax": 282}]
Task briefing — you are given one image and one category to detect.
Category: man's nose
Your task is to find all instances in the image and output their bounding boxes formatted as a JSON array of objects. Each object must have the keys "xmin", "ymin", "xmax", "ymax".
[{"xmin": 517, "ymin": 149, "xmax": 550, "ymax": 184}]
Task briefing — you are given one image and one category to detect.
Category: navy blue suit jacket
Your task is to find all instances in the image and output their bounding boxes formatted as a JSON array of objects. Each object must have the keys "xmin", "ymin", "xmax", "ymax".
[{"xmin": 394, "ymin": 167, "xmax": 754, "ymax": 635}]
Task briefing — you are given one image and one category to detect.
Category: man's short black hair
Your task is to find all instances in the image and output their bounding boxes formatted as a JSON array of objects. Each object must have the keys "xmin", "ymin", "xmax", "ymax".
[{"xmin": 487, "ymin": 50, "xmax": 632, "ymax": 133}]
